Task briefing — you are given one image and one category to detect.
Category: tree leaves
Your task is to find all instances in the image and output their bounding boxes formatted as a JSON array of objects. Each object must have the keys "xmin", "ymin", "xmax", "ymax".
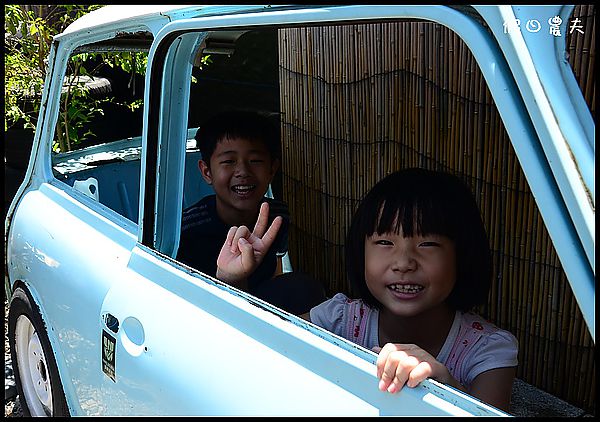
[{"xmin": 4, "ymin": 5, "xmax": 144, "ymax": 152}]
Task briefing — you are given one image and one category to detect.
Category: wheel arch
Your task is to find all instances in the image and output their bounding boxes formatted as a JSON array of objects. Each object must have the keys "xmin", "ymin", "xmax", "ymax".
[{"xmin": 9, "ymin": 280, "xmax": 83, "ymax": 415}]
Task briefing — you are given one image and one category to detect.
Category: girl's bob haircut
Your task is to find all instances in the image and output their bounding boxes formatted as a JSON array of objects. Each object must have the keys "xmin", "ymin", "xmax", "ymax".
[{"xmin": 345, "ymin": 168, "xmax": 492, "ymax": 312}]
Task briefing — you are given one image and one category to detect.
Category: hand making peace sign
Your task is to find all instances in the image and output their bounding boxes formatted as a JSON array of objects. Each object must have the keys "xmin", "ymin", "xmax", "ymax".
[{"xmin": 216, "ymin": 202, "xmax": 282, "ymax": 289}]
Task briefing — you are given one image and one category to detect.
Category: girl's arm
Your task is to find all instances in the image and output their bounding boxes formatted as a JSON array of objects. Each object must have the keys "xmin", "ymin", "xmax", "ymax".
[{"xmin": 468, "ymin": 366, "xmax": 516, "ymax": 412}]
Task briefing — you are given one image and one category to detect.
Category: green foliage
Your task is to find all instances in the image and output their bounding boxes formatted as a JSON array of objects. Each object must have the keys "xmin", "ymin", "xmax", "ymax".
[
  {"xmin": 4, "ymin": 5, "xmax": 146, "ymax": 152},
  {"xmin": 5, "ymin": 5, "xmax": 210, "ymax": 152},
  {"xmin": 51, "ymin": 50, "xmax": 148, "ymax": 153},
  {"xmin": 5, "ymin": 5, "xmax": 101, "ymax": 132}
]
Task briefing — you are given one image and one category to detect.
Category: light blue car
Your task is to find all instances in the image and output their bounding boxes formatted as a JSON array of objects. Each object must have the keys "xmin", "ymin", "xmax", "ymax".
[{"xmin": 5, "ymin": 5, "xmax": 594, "ymax": 416}]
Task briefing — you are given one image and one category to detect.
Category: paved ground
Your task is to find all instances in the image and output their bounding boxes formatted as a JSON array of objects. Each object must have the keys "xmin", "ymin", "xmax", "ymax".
[{"xmin": 510, "ymin": 378, "xmax": 592, "ymax": 417}]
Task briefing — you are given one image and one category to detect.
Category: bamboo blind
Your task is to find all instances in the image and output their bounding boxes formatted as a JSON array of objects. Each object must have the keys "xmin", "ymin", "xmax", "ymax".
[{"xmin": 278, "ymin": 5, "xmax": 595, "ymax": 413}]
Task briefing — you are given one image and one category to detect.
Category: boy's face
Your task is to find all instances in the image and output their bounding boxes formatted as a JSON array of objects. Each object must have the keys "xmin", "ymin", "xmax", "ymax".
[{"xmin": 199, "ymin": 136, "xmax": 279, "ymax": 224}]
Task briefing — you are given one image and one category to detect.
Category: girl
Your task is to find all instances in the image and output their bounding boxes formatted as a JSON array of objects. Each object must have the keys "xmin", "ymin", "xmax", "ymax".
[{"xmin": 216, "ymin": 168, "xmax": 518, "ymax": 412}]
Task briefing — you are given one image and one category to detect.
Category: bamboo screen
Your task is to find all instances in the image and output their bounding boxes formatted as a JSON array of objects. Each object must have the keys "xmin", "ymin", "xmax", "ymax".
[{"xmin": 277, "ymin": 6, "xmax": 594, "ymax": 413}]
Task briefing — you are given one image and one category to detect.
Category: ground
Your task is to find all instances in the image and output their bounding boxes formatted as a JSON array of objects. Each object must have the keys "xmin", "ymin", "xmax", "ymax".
[{"xmin": 5, "ymin": 299, "xmax": 23, "ymax": 417}]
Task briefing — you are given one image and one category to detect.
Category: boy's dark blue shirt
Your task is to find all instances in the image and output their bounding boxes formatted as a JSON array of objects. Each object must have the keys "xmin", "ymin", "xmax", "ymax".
[{"xmin": 177, "ymin": 194, "xmax": 289, "ymax": 293}]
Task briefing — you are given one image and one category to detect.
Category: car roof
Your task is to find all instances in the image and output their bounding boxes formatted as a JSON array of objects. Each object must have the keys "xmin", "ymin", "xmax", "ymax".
[{"xmin": 60, "ymin": 5, "xmax": 289, "ymax": 36}]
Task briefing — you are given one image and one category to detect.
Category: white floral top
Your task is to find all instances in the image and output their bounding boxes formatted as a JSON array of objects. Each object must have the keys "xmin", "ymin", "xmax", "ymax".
[{"xmin": 309, "ymin": 293, "xmax": 518, "ymax": 387}]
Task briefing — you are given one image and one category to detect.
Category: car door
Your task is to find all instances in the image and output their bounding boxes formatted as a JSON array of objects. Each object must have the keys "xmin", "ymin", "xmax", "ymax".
[
  {"xmin": 96, "ymin": 5, "xmax": 528, "ymax": 416},
  {"xmin": 4, "ymin": 17, "xmax": 160, "ymax": 415}
]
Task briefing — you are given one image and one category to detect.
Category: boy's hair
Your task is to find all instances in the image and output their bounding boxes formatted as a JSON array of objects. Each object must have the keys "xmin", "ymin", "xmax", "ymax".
[
  {"xmin": 345, "ymin": 168, "xmax": 492, "ymax": 312},
  {"xmin": 195, "ymin": 110, "xmax": 280, "ymax": 165}
]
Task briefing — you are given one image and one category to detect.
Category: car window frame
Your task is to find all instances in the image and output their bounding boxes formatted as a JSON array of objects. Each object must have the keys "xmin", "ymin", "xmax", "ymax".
[
  {"xmin": 141, "ymin": 5, "xmax": 593, "ymax": 340},
  {"xmin": 37, "ymin": 24, "xmax": 155, "ymax": 234}
]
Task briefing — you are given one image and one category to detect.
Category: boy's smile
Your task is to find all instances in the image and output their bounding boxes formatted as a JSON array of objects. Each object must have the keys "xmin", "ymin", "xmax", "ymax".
[
  {"xmin": 200, "ymin": 136, "xmax": 279, "ymax": 226},
  {"xmin": 231, "ymin": 184, "xmax": 257, "ymax": 197}
]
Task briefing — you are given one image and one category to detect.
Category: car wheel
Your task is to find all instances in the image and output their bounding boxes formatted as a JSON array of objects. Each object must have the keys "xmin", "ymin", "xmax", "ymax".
[{"xmin": 8, "ymin": 286, "xmax": 70, "ymax": 416}]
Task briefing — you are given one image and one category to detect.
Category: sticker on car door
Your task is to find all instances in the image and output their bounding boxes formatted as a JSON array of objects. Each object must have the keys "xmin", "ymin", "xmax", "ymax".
[{"xmin": 102, "ymin": 329, "xmax": 117, "ymax": 382}]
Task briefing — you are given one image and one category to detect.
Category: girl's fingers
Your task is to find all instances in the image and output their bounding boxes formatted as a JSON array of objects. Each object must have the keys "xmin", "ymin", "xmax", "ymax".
[
  {"xmin": 376, "ymin": 343, "xmax": 399, "ymax": 379},
  {"xmin": 379, "ymin": 355, "xmax": 409, "ymax": 393},
  {"xmin": 376, "ymin": 344, "xmax": 425, "ymax": 393},
  {"xmin": 388, "ymin": 355, "xmax": 422, "ymax": 393},
  {"xmin": 406, "ymin": 361, "xmax": 433, "ymax": 388},
  {"xmin": 377, "ymin": 346, "xmax": 405, "ymax": 391}
]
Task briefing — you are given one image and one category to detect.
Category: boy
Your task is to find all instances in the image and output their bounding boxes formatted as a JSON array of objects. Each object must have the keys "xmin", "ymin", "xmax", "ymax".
[{"xmin": 177, "ymin": 110, "xmax": 290, "ymax": 295}]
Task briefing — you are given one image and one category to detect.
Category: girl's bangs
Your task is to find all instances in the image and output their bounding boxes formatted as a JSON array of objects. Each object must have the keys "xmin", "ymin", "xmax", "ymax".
[{"xmin": 373, "ymin": 196, "xmax": 451, "ymax": 238}]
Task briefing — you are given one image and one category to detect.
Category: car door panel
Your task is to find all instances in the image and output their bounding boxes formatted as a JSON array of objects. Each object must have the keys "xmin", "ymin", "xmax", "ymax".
[
  {"xmin": 6, "ymin": 181, "xmax": 138, "ymax": 415},
  {"xmin": 94, "ymin": 245, "xmax": 506, "ymax": 416}
]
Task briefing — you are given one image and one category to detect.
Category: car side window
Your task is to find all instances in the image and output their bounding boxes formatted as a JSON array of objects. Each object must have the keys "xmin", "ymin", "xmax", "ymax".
[
  {"xmin": 163, "ymin": 14, "xmax": 593, "ymax": 411},
  {"xmin": 184, "ymin": 29, "xmax": 281, "ymax": 208},
  {"xmin": 51, "ymin": 40, "xmax": 151, "ymax": 222}
]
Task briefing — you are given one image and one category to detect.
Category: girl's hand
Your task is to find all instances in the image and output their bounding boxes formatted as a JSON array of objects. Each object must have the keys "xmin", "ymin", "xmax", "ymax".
[
  {"xmin": 374, "ymin": 344, "xmax": 515, "ymax": 411},
  {"xmin": 374, "ymin": 343, "xmax": 460, "ymax": 393},
  {"xmin": 216, "ymin": 202, "xmax": 282, "ymax": 288}
]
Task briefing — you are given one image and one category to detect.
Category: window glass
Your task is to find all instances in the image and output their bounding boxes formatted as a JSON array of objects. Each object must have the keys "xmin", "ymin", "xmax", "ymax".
[
  {"xmin": 175, "ymin": 18, "xmax": 593, "ymax": 412},
  {"xmin": 51, "ymin": 43, "xmax": 150, "ymax": 222},
  {"xmin": 184, "ymin": 28, "xmax": 281, "ymax": 208}
]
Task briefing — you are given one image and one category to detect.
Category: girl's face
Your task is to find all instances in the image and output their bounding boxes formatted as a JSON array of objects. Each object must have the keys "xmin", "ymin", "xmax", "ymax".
[{"xmin": 364, "ymin": 226, "xmax": 457, "ymax": 318}]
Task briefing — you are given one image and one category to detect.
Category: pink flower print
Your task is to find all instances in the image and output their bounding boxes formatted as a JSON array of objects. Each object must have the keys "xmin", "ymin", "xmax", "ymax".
[{"xmin": 472, "ymin": 322, "xmax": 483, "ymax": 330}]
